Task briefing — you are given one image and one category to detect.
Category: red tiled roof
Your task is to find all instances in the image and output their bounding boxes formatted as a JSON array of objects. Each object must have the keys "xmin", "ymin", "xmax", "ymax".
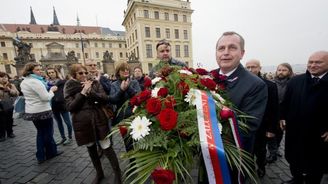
[{"xmin": 0, "ymin": 24, "xmax": 102, "ymax": 34}]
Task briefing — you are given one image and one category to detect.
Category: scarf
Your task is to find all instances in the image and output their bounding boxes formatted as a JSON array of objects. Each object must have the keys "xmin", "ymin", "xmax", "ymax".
[{"xmin": 30, "ymin": 74, "xmax": 48, "ymax": 89}]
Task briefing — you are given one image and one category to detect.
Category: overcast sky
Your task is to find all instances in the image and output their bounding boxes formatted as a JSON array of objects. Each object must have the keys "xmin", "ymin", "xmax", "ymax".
[{"xmin": 1, "ymin": 0, "xmax": 327, "ymax": 70}]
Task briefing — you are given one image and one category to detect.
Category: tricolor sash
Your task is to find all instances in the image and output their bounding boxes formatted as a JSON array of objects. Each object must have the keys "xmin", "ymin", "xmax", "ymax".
[{"xmin": 195, "ymin": 90, "xmax": 231, "ymax": 184}]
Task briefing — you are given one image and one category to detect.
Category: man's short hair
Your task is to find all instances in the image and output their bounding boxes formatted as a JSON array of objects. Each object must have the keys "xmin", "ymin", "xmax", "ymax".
[
  {"xmin": 217, "ymin": 31, "xmax": 245, "ymax": 51},
  {"xmin": 156, "ymin": 39, "xmax": 171, "ymax": 50}
]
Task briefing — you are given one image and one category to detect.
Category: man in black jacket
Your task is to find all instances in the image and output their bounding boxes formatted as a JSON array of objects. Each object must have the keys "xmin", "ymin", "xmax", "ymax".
[
  {"xmin": 246, "ymin": 59, "xmax": 280, "ymax": 178},
  {"xmin": 281, "ymin": 51, "xmax": 328, "ymax": 184}
]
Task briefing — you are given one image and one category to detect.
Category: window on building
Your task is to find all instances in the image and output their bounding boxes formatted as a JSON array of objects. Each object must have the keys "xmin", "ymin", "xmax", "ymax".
[
  {"xmin": 109, "ymin": 43, "xmax": 112, "ymax": 48},
  {"xmin": 148, "ymin": 63, "xmax": 153, "ymax": 72},
  {"xmin": 174, "ymin": 14, "xmax": 178, "ymax": 21},
  {"xmin": 135, "ymin": 30, "xmax": 138, "ymax": 39},
  {"xmin": 83, "ymin": 43, "xmax": 87, "ymax": 48},
  {"xmin": 164, "ymin": 12, "xmax": 169, "ymax": 20},
  {"xmin": 132, "ymin": 33, "xmax": 135, "ymax": 42},
  {"xmin": 134, "ymin": 13, "xmax": 136, "ymax": 20},
  {"xmin": 144, "ymin": 10, "xmax": 149, "ymax": 18},
  {"xmin": 85, "ymin": 53, "xmax": 88, "ymax": 59},
  {"xmin": 165, "ymin": 28, "xmax": 170, "ymax": 39},
  {"xmin": 154, "ymin": 11, "xmax": 159, "ymax": 19},
  {"xmin": 175, "ymin": 45, "xmax": 180, "ymax": 57},
  {"xmin": 120, "ymin": 52, "xmax": 123, "ymax": 58},
  {"xmin": 119, "ymin": 43, "xmax": 122, "ymax": 48},
  {"xmin": 94, "ymin": 43, "xmax": 98, "ymax": 47},
  {"xmin": 184, "ymin": 45, "xmax": 189, "ymax": 57},
  {"xmin": 96, "ymin": 52, "xmax": 99, "ymax": 58},
  {"xmin": 155, "ymin": 28, "xmax": 161, "ymax": 38},
  {"xmin": 183, "ymin": 30, "xmax": 188, "ymax": 39},
  {"xmin": 183, "ymin": 15, "xmax": 187, "ymax": 22},
  {"xmin": 174, "ymin": 29, "xmax": 179, "ymax": 39},
  {"xmin": 137, "ymin": 46, "xmax": 139, "ymax": 57},
  {"xmin": 102, "ymin": 43, "xmax": 105, "ymax": 48},
  {"xmin": 2, "ymin": 53, "xmax": 8, "ymax": 60},
  {"xmin": 0, "ymin": 42, "xmax": 5, "ymax": 47},
  {"xmin": 125, "ymin": 44, "xmax": 127, "ymax": 48},
  {"xmin": 146, "ymin": 44, "xmax": 153, "ymax": 58},
  {"xmin": 77, "ymin": 53, "xmax": 81, "ymax": 59},
  {"xmin": 76, "ymin": 43, "xmax": 79, "ymax": 48},
  {"xmin": 185, "ymin": 61, "xmax": 189, "ymax": 67},
  {"xmin": 5, "ymin": 65, "xmax": 11, "ymax": 74},
  {"xmin": 145, "ymin": 27, "xmax": 151, "ymax": 38}
]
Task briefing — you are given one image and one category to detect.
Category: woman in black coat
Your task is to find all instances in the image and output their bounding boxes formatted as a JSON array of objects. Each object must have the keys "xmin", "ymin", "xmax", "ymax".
[{"xmin": 64, "ymin": 64, "xmax": 122, "ymax": 184}]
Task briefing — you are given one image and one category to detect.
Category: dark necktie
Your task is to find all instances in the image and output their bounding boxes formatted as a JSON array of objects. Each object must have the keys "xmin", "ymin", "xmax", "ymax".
[{"xmin": 312, "ymin": 77, "xmax": 320, "ymax": 85}]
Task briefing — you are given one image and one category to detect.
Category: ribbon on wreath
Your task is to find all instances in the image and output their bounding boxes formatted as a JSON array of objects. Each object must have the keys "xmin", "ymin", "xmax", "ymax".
[{"xmin": 195, "ymin": 90, "xmax": 231, "ymax": 184}]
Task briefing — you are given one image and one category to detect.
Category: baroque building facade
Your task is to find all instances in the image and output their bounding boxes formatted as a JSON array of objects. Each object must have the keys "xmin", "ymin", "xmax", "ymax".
[
  {"xmin": 123, "ymin": 0, "xmax": 193, "ymax": 73},
  {"xmin": 0, "ymin": 0, "xmax": 193, "ymax": 76}
]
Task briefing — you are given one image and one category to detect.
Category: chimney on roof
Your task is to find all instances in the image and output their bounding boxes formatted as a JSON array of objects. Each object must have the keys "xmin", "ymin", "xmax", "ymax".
[
  {"xmin": 30, "ymin": 6, "xmax": 37, "ymax": 24},
  {"xmin": 52, "ymin": 6, "xmax": 60, "ymax": 25}
]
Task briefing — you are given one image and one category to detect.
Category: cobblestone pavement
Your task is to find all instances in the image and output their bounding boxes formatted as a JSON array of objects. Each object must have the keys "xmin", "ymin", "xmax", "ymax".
[{"xmin": 0, "ymin": 118, "xmax": 327, "ymax": 184}]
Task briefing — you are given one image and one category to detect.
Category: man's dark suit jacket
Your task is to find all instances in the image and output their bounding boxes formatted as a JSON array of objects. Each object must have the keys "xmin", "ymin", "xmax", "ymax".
[{"xmin": 212, "ymin": 64, "xmax": 268, "ymax": 153}]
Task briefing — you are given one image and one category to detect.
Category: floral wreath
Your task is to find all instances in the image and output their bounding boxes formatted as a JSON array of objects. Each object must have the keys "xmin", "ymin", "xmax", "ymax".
[{"xmin": 109, "ymin": 64, "xmax": 257, "ymax": 184}]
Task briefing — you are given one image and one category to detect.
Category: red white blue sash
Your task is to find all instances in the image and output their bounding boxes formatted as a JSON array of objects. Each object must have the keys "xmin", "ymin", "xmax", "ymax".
[{"xmin": 195, "ymin": 90, "xmax": 231, "ymax": 184}]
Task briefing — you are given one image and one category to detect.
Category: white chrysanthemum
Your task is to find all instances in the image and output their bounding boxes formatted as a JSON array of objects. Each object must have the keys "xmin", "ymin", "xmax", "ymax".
[
  {"xmin": 130, "ymin": 116, "xmax": 152, "ymax": 141},
  {"xmin": 152, "ymin": 77, "xmax": 162, "ymax": 85},
  {"xmin": 151, "ymin": 87, "xmax": 160, "ymax": 97},
  {"xmin": 218, "ymin": 123, "xmax": 223, "ymax": 134},
  {"xmin": 184, "ymin": 88, "xmax": 197, "ymax": 106},
  {"xmin": 179, "ymin": 69, "xmax": 193, "ymax": 75}
]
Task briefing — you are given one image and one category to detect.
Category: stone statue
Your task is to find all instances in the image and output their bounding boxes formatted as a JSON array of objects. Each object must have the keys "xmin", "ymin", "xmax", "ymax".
[
  {"xmin": 128, "ymin": 52, "xmax": 139, "ymax": 63},
  {"xmin": 13, "ymin": 38, "xmax": 35, "ymax": 64},
  {"xmin": 103, "ymin": 50, "xmax": 113, "ymax": 62},
  {"xmin": 66, "ymin": 50, "xmax": 78, "ymax": 62}
]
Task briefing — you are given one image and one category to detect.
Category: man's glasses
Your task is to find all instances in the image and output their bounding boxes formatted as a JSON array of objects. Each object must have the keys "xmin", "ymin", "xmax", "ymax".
[{"xmin": 77, "ymin": 71, "xmax": 89, "ymax": 75}]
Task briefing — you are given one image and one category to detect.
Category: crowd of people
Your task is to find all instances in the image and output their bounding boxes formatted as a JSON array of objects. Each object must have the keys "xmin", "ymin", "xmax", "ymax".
[{"xmin": 0, "ymin": 32, "xmax": 327, "ymax": 184}]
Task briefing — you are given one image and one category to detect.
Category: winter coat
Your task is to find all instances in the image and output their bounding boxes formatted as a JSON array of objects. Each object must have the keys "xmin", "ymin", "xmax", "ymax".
[
  {"xmin": 281, "ymin": 71, "xmax": 328, "ymax": 173},
  {"xmin": 64, "ymin": 79, "xmax": 110, "ymax": 146},
  {"xmin": 109, "ymin": 79, "xmax": 141, "ymax": 125},
  {"xmin": 51, "ymin": 79, "xmax": 67, "ymax": 112}
]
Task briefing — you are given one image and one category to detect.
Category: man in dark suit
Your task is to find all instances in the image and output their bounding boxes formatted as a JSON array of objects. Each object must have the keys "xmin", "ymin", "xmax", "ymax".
[
  {"xmin": 246, "ymin": 59, "xmax": 280, "ymax": 178},
  {"xmin": 281, "ymin": 51, "xmax": 328, "ymax": 184},
  {"xmin": 212, "ymin": 31, "xmax": 268, "ymax": 154}
]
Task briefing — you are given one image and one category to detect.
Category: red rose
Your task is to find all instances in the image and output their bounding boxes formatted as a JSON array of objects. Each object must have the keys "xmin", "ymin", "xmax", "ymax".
[
  {"xmin": 157, "ymin": 108, "xmax": 178, "ymax": 131},
  {"xmin": 144, "ymin": 77, "xmax": 152, "ymax": 88},
  {"xmin": 200, "ymin": 78, "xmax": 217, "ymax": 90},
  {"xmin": 151, "ymin": 167, "xmax": 176, "ymax": 184},
  {"xmin": 119, "ymin": 125, "xmax": 128, "ymax": 137},
  {"xmin": 146, "ymin": 97, "xmax": 162, "ymax": 115},
  {"xmin": 130, "ymin": 95, "xmax": 141, "ymax": 106},
  {"xmin": 218, "ymin": 83, "xmax": 225, "ymax": 90},
  {"xmin": 196, "ymin": 68, "xmax": 209, "ymax": 75},
  {"xmin": 210, "ymin": 70, "xmax": 220, "ymax": 79},
  {"xmin": 164, "ymin": 96, "xmax": 176, "ymax": 109},
  {"xmin": 177, "ymin": 81, "xmax": 190, "ymax": 96},
  {"xmin": 157, "ymin": 87, "xmax": 169, "ymax": 98},
  {"xmin": 220, "ymin": 106, "xmax": 234, "ymax": 120},
  {"xmin": 139, "ymin": 90, "xmax": 152, "ymax": 102}
]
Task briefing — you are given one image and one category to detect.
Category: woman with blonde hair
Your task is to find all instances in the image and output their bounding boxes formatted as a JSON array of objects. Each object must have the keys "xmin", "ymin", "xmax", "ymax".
[
  {"xmin": 20, "ymin": 62, "xmax": 62, "ymax": 164},
  {"xmin": 64, "ymin": 64, "xmax": 121, "ymax": 184}
]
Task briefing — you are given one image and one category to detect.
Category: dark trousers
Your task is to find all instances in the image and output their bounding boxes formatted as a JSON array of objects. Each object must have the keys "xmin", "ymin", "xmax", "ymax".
[
  {"xmin": 32, "ymin": 118, "xmax": 58, "ymax": 161},
  {"xmin": 254, "ymin": 131, "xmax": 267, "ymax": 169},
  {"xmin": 0, "ymin": 109, "xmax": 14, "ymax": 138},
  {"xmin": 267, "ymin": 129, "xmax": 283, "ymax": 156}
]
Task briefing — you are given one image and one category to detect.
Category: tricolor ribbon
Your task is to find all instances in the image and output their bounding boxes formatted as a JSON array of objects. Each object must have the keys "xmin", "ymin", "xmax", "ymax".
[{"xmin": 195, "ymin": 90, "xmax": 231, "ymax": 184}]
